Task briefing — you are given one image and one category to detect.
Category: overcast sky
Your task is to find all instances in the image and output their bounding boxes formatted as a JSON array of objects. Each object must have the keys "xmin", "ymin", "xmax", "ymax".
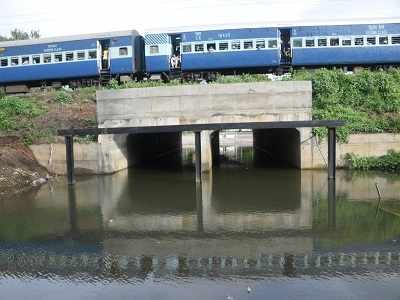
[{"xmin": 0, "ymin": 0, "xmax": 399, "ymax": 37}]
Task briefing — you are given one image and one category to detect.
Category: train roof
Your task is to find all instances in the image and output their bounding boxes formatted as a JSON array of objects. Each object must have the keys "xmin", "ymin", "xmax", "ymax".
[
  {"xmin": 0, "ymin": 30, "xmax": 140, "ymax": 48},
  {"xmin": 144, "ymin": 17, "xmax": 400, "ymax": 34}
]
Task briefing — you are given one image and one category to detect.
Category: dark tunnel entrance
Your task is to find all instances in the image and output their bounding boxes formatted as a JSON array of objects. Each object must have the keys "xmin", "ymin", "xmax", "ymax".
[
  {"xmin": 125, "ymin": 128, "xmax": 302, "ymax": 170},
  {"xmin": 253, "ymin": 128, "xmax": 301, "ymax": 168},
  {"xmin": 127, "ymin": 132, "xmax": 183, "ymax": 169}
]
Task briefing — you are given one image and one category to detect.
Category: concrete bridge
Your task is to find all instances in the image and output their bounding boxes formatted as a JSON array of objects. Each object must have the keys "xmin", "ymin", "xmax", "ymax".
[
  {"xmin": 95, "ymin": 81, "xmax": 313, "ymax": 172},
  {"xmin": 58, "ymin": 81, "xmax": 344, "ymax": 184}
]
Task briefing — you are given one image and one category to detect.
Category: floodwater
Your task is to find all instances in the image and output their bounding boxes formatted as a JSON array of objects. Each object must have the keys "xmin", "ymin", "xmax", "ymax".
[{"xmin": 1, "ymin": 151, "xmax": 400, "ymax": 299}]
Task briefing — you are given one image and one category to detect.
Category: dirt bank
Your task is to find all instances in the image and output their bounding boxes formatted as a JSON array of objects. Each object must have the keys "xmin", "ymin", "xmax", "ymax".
[{"xmin": 0, "ymin": 137, "xmax": 48, "ymax": 197}]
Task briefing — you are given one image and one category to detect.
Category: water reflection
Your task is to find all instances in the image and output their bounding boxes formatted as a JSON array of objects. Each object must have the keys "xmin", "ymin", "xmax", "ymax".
[{"xmin": 1, "ymin": 168, "xmax": 400, "ymax": 299}]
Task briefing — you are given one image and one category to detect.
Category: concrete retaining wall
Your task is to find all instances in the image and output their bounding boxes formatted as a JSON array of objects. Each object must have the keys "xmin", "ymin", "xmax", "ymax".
[
  {"xmin": 30, "ymin": 134, "xmax": 129, "ymax": 175},
  {"xmin": 306, "ymin": 133, "xmax": 400, "ymax": 169}
]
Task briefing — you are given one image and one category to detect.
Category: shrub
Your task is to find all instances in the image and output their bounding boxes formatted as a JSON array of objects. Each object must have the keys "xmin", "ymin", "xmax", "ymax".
[
  {"xmin": 54, "ymin": 91, "xmax": 73, "ymax": 104},
  {"xmin": 0, "ymin": 96, "xmax": 43, "ymax": 131},
  {"xmin": 345, "ymin": 150, "xmax": 400, "ymax": 172},
  {"xmin": 292, "ymin": 69, "xmax": 400, "ymax": 141}
]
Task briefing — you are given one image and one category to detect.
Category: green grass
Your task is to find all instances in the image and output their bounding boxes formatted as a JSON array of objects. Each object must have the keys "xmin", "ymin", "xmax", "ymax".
[{"xmin": 0, "ymin": 96, "xmax": 44, "ymax": 131}]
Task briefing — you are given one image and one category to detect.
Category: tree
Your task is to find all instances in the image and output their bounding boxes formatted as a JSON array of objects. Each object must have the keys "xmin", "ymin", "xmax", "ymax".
[
  {"xmin": 29, "ymin": 30, "xmax": 40, "ymax": 39},
  {"xmin": 0, "ymin": 29, "xmax": 40, "ymax": 41}
]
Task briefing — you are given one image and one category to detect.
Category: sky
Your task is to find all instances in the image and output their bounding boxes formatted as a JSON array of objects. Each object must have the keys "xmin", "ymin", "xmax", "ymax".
[{"xmin": 0, "ymin": 0, "xmax": 399, "ymax": 37}]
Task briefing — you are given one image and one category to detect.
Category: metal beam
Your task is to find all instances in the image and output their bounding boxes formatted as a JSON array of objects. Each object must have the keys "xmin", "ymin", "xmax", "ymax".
[
  {"xmin": 58, "ymin": 120, "xmax": 346, "ymax": 137},
  {"xmin": 328, "ymin": 127, "xmax": 336, "ymax": 180},
  {"xmin": 195, "ymin": 131, "xmax": 202, "ymax": 184},
  {"xmin": 65, "ymin": 135, "xmax": 75, "ymax": 185}
]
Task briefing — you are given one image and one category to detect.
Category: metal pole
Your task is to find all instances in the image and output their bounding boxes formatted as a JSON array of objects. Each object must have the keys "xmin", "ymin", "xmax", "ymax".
[
  {"xmin": 65, "ymin": 135, "xmax": 75, "ymax": 185},
  {"xmin": 328, "ymin": 127, "xmax": 336, "ymax": 180},
  {"xmin": 195, "ymin": 131, "xmax": 202, "ymax": 183}
]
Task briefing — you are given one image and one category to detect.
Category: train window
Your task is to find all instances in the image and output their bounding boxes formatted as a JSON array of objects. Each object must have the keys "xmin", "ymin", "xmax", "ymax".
[
  {"xmin": 391, "ymin": 36, "xmax": 400, "ymax": 44},
  {"xmin": 330, "ymin": 38, "xmax": 339, "ymax": 46},
  {"xmin": 88, "ymin": 51, "xmax": 97, "ymax": 59},
  {"xmin": 32, "ymin": 55, "xmax": 41, "ymax": 64},
  {"xmin": 243, "ymin": 41, "xmax": 253, "ymax": 49},
  {"xmin": 66, "ymin": 52, "xmax": 74, "ymax": 61},
  {"xmin": 77, "ymin": 52, "xmax": 85, "ymax": 60},
  {"xmin": 54, "ymin": 53, "xmax": 63, "ymax": 62},
  {"xmin": 305, "ymin": 39, "xmax": 315, "ymax": 47},
  {"xmin": 318, "ymin": 38, "xmax": 327, "ymax": 47},
  {"xmin": 256, "ymin": 40, "xmax": 265, "ymax": 49},
  {"xmin": 182, "ymin": 44, "xmax": 192, "ymax": 52},
  {"xmin": 379, "ymin": 37, "xmax": 389, "ymax": 45},
  {"xmin": 11, "ymin": 57, "xmax": 19, "ymax": 66},
  {"xmin": 119, "ymin": 47, "xmax": 128, "ymax": 56},
  {"xmin": 149, "ymin": 45, "xmax": 159, "ymax": 54},
  {"xmin": 21, "ymin": 56, "xmax": 30, "ymax": 65},
  {"xmin": 0, "ymin": 58, "xmax": 7, "ymax": 67},
  {"xmin": 219, "ymin": 42, "xmax": 229, "ymax": 51},
  {"xmin": 355, "ymin": 37, "xmax": 364, "ymax": 46},
  {"xmin": 342, "ymin": 39, "xmax": 352, "ymax": 46},
  {"xmin": 207, "ymin": 43, "xmax": 216, "ymax": 52},
  {"xmin": 231, "ymin": 41, "xmax": 241, "ymax": 50},
  {"xmin": 293, "ymin": 39, "xmax": 303, "ymax": 48},
  {"xmin": 268, "ymin": 40, "xmax": 277, "ymax": 48},
  {"xmin": 195, "ymin": 44, "xmax": 204, "ymax": 52},
  {"xmin": 43, "ymin": 54, "xmax": 51, "ymax": 63},
  {"xmin": 367, "ymin": 37, "xmax": 376, "ymax": 45}
]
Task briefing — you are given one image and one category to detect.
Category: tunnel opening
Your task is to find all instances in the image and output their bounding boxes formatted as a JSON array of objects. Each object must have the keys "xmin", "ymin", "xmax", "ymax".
[
  {"xmin": 253, "ymin": 128, "xmax": 301, "ymax": 168},
  {"xmin": 218, "ymin": 129, "xmax": 301, "ymax": 169},
  {"xmin": 126, "ymin": 132, "xmax": 183, "ymax": 170}
]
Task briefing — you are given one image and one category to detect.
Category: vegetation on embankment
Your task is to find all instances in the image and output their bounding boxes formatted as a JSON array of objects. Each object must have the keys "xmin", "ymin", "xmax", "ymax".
[
  {"xmin": 345, "ymin": 150, "xmax": 400, "ymax": 172},
  {"xmin": 1, "ymin": 69, "xmax": 400, "ymax": 147},
  {"xmin": 0, "ymin": 88, "xmax": 97, "ymax": 145},
  {"xmin": 292, "ymin": 69, "xmax": 400, "ymax": 142}
]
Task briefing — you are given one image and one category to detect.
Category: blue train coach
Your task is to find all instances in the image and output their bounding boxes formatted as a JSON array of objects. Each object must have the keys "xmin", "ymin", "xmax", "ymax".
[
  {"xmin": 144, "ymin": 21, "xmax": 400, "ymax": 78},
  {"xmin": 291, "ymin": 23, "xmax": 400, "ymax": 66},
  {"xmin": 0, "ymin": 30, "xmax": 144, "ymax": 88},
  {"xmin": 144, "ymin": 25, "xmax": 281, "ymax": 77}
]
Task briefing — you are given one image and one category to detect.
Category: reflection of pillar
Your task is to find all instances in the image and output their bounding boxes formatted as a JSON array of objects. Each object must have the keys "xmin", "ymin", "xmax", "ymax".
[
  {"xmin": 328, "ymin": 179, "xmax": 336, "ymax": 229},
  {"xmin": 201, "ymin": 172, "xmax": 213, "ymax": 232},
  {"xmin": 67, "ymin": 185, "xmax": 79, "ymax": 238},
  {"xmin": 283, "ymin": 254, "xmax": 296, "ymax": 277},
  {"xmin": 196, "ymin": 183, "xmax": 204, "ymax": 232},
  {"xmin": 300, "ymin": 171, "xmax": 313, "ymax": 230}
]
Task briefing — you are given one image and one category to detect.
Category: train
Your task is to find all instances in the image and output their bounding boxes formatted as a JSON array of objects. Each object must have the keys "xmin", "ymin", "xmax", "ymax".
[{"xmin": 0, "ymin": 20, "xmax": 400, "ymax": 91}]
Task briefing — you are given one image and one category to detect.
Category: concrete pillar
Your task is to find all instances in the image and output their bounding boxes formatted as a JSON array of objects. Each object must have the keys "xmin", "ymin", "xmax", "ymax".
[{"xmin": 200, "ymin": 130, "xmax": 219, "ymax": 173}]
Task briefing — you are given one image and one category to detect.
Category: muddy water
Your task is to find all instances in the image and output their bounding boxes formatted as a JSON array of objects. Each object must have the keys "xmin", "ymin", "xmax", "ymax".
[{"xmin": 0, "ymin": 156, "xmax": 400, "ymax": 299}]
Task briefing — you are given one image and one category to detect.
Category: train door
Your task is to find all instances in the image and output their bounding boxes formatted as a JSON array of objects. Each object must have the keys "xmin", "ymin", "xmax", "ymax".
[
  {"xmin": 99, "ymin": 39, "xmax": 111, "ymax": 71},
  {"xmin": 279, "ymin": 28, "xmax": 292, "ymax": 65},
  {"xmin": 169, "ymin": 34, "xmax": 182, "ymax": 71}
]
